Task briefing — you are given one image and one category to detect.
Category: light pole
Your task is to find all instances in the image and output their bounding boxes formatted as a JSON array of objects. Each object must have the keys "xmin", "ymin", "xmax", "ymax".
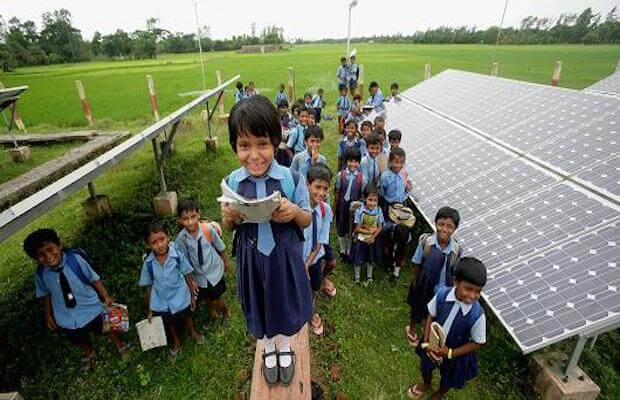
[{"xmin": 346, "ymin": 0, "xmax": 358, "ymax": 58}]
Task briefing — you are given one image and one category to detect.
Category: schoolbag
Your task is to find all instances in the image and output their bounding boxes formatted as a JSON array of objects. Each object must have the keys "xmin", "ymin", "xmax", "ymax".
[
  {"xmin": 227, "ymin": 164, "xmax": 297, "ymax": 201},
  {"xmin": 339, "ymin": 169, "xmax": 363, "ymax": 199},
  {"xmin": 418, "ymin": 233, "xmax": 461, "ymax": 275},
  {"xmin": 146, "ymin": 248, "xmax": 181, "ymax": 280},
  {"xmin": 435, "ymin": 285, "xmax": 482, "ymax": 331}
]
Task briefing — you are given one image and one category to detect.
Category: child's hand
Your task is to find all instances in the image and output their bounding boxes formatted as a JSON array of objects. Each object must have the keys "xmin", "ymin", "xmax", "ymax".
[
  {"xmin": 310, "ymin": 146, "xmax": 319, "ymax": 163},
  {"xmin": 147, "ymin": 309, "xmax": 153, "ymax": 323},
  {"xmin": 46, "ymin": 314, "xmax": 57, "ymax": 331},
  {"xmin": 103, "ymin": 295, "xmax": 114, "ymax": 307},
  {"xmin": 189, "ymin": 279, "xmax": 199, "ymax": 297},
  {"xmin": 365, "ymin": 236, "xmax": 375, "ymax": 244},
  {"xmin": 222, "ymin": 203, "xmax": 244, "ymax": 225},
  {"xmin": 405, "ymin": 180, "xmax": 413, "ymax": 192},
  {"xmin": 272, "ymin": 198, "xmax": 298, "ymax": 223},
  {"xmin": 190, "ymin": 296, "xmax": 197, "ymax": 312}
]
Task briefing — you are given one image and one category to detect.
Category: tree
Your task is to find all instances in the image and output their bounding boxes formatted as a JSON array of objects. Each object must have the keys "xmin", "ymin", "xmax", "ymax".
[
  {"xmin": 132, "ymin": 30, "xmax": 157, "ymax": 59},
  {"xmin": 39, "ymin": 9, "xmax": 88, "ymax": 63},
  {"xmin": 91, "ymin": 31, "xmax": 102, "ymax": 56}
]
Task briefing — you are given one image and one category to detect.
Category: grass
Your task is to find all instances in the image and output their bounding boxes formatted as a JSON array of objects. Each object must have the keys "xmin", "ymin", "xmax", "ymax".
[{"xmin": 0, "ymin": 43, "xmax": 618, "ymax": 399}]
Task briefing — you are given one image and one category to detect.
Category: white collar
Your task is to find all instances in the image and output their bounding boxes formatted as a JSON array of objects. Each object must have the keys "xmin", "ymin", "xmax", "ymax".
[{"xmin": 446, "ymin": 287, "xmax": 473, "ymax": 316}]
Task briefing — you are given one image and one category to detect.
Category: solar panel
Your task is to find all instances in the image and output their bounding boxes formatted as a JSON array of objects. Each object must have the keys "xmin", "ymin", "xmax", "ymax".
[
  {"xmin": 585, "ymin": 71, "xmax": 620, "ymax": 98},
  {"xmin": 387, "ymin": 73, "xmax": 620, "ymax": 353}
]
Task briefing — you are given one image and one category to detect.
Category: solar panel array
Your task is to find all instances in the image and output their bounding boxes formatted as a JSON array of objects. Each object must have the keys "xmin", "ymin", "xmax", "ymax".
[
  {"xmin": 585, "ymin": 71, "xmax": 620, "ymax": 99},
  {"xmin": 387, "ymin": 70, "xmax": 620, "ymax": 353}
]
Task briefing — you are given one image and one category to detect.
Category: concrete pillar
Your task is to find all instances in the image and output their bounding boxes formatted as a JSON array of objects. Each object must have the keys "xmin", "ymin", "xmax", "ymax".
[
  {"xmin": 8, "ymin": 146, "xmax": 31, "ymax": 162},
  {"xmin": 531, "ymin": 352, "xmax": 600, "ymax": 400},
  {"xmin": 153, "ymin": 191, "xmax": 178, "ymax": 217},
  {"xmin": 82, "ymin": 195, "xmax": 112, "ymax": 220},
  {"xmin": 204, "ymin": 136, "xmax": 219, "ymax": 152}
]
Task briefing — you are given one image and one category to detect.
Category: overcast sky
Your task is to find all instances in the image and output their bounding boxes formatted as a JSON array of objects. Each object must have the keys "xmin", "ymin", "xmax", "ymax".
[{"xmin": 2, "ymin": 1, "xmax": 617, "ymax": 40}]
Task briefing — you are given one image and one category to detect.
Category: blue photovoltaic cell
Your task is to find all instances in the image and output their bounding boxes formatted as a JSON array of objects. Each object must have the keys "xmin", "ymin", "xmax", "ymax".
[{"xmin": 585, "ymin": 71, "xmax": 620, "ymax": 98}]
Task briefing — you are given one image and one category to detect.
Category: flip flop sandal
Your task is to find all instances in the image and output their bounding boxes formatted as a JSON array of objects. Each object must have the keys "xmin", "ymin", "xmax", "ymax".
[
  {"xmin": 407, "ymin": 384, "xmax": 427, "ymax": 399},
  {"xmin": 193, "ymin": 333, "xmax": 205, "ymax": 345},
  {"xmin": 80, "ymin": 351, "xmax": 96, "ymax": 372},
  {"xmin": 169, "ymin": 347, "xmax": 180, "ymax": 362}
]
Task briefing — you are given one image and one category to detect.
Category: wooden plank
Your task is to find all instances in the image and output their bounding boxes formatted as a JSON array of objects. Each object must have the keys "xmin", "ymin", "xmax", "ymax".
[
  {"xmin": 0, "ymin": 132, "xmax": 128, "ymax": 210},
  {"xmin": 0, "ymin": 131, "xmax": 98, "ymax": 145},
  {"xmin": 250, "ymin": 324, "xmax": 311, "ymax": 400}
]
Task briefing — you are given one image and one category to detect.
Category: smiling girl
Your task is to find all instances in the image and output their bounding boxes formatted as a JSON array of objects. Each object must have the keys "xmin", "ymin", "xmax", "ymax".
[{"xmin": 221, "ymin": 95, "xmax": 312, "ymax": 387}]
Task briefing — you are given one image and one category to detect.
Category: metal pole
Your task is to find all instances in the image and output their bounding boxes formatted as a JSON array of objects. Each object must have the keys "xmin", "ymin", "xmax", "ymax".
[
  {"xmin": 87, "ymin": 182, "xmax": 97, "ymax": 199},
  {"xmin": 194, "ymin": 0, "xmax": 207, "ymax": 92},
  {"xmin": 151, "ymin": 137, "xmax": 167, "ymax": 193},
  {"xmin": 346, "ymin": 5, "xmax": 352, "ymax": 58},
  {"xmin": 206, "ymin": 100, "xmax": 212, "ymax": 139},
  {"xmin": 564, "ymin": 336, "xmax": 587, "ymax": 380}
]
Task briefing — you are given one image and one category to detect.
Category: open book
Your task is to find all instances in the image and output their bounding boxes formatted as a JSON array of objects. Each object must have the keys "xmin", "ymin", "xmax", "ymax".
[
  {"xmin": 217, "ymin": 179, "xmax": 281, "ymax": 224},
  {"xmin": 136, "ymin": 317, "xmax": 167, "ymax": 351}
]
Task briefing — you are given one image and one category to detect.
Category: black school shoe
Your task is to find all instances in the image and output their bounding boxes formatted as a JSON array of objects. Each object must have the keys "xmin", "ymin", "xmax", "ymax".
[
  {"xmin": 278, "ymin": 350, "xmax": 296, "ymax": 386},
  {"xmin": 262, "ymin": 350, "xmax": 279, "ymax": 386}
]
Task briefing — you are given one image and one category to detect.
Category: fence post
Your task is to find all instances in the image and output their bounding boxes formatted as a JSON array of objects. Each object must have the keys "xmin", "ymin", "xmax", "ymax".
[
  {"xmin": 146, "ymin": 75, "xmax": 160, "ymax": 121},
  {"xmin": 357, "ymin": 64, "xmax": 365, "ymax": 98},
  {"xmin": 424, "ymin": 63, "xmax": 431, "ymax": 80},
  {"xmin": 551, "ymin": 61, "xmax": 562, "ymax": 87},
  {"xmin": 75, "ymin": 80, "xmax": 94, "ymax": 126},
  {"xmin": 287, "ymin": 67, "xmax": 296, "ymax": 101},
  {"xmin": 491, "ymin": 62, "xmax": 499, "ymax": 77}
]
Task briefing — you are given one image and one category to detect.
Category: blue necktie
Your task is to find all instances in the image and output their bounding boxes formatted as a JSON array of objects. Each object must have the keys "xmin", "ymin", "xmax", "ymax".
[
  {"xmin": 344, "ymin": 172, "xmax": 354, "ymax": 201},
  {"xmin": 312, "ymin": 209, "xmax": 318, "ymax": 250},
  {"xmin": 197, "ymin": 236, "xmax": 204, "ymax": 265},
  {"xmin": 255, "ymin": 178, "xmax": 275, "ymax": 256},
  {"xmin": 371, "ymin": 159, "xmax": 377, "ymax": 182}
]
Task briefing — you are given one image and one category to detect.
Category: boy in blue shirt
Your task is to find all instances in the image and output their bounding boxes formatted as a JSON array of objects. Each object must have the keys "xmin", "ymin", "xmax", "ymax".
[
  {"xmin": 347, "ymin": 55, "xmax": 359, "ymax": 93},
  {"xmin": 303, "ymin": 92, "xmax": 314, "ymax": 113},
  {"xmin": 366, "ymin": 81, "xmax": 385, "ymax": 112},
  {"xmin": 337, "ymin": 56, "xmax": 348, "ymax": 91},
  {"xmin": 24, "ymin": 229, "xmax": 129, "ymax": 371},
  {"xmin": 140, "ymin": 220, "xmax": 203, "ymax": 361},
  {"xmin": 386, "ymin": 82, "xmax": 401, "ymax": 103},
  {"xmin": 176, "ymin": 198, "xmax": 230, "ymax": 330},
  {"xmin": 360, "ymin": 133, "xmax": 383, "ymax": 187},
  {"xmin": 311, "ymin": 88, "xmax": 325, "ymax": 124},
  {"xmin": 303, "ymin": 164, "xmax": 333, "ymax": 335},
  {"xmin": 291, "ymin": 126, "xmax": 327, "ymax": 178},
  {"xmin": 336, "ymin": 86, "xmax": 352, "ymax": 134},
  {"xmin": 247, "ymin": 81, "xmax": 259, "ymax": 97},
  {"xmin": 286, "ymin": 106, "xmax": 310, "ymax": 158},
  {"xmin": 275, "ymin": 83, "xmax": 288, "ymax": 106},
  {"xmin": 337, "ymin": 120, "xmax": 365, "ymax": 171},
  {"xmin": 388, "ymin": 129, "xmax": 402, "ymax": 150},
  {"xmin": 235, "ymin": 81, "xmax": 247, "ymax": 104}
]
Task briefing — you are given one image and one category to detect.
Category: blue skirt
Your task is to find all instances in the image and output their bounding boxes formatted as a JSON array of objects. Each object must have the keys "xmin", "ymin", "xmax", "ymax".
[
  {"xmin": 416, "ymin": 345, "xmax": 478, "ymax": 389},
  {"xmin": 235, "ymin": 230, "xmax": 312, "ymax": 339},
  {"xmin": 352, "ymin": 237, "xmax": 383, "ymax": 266}
]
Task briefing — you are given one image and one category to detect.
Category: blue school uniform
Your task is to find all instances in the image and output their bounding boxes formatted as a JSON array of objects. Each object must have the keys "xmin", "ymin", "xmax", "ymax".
[
  {"xmin": 366, "ymin": 89, "xmax": 385, "ymax": 111},
  {"xmin": 360, "ymin": 154, "xmax": 381, "ymax": 187},
  {"xmin": 290, "ymin": 149, "xmax": 327, "ymax": 179},
  {"xmin": 337, "ymin": 64, "xmax": 348, "ymax": 88},
  {"xmin": 336, "ymin": 95, "xmax": 352, "ymax": 117},
  {"xmin": 286, "ymin": 124, "xmax": 307, "ymax": 154},
  {"xmin": 334, "ymin": 168, "xmax": 367, "ymax": 237},
  {"xmin": 337, "ymin": 137, "xmax": 365, "ymax": 167},
  {"xmin": 303, "ymin": 203, "xmax": 332, "ymax": 263},
  {"xmin": 409, "ymin": 234, "xmax": 461, "ymax": 323},
  {"xmin": 311, "ymin": 95, "xmax": 323, "ymax": 110},
  {"xmin": 175, "ymin": 226, "xmax": 225, "ymax": 289},
  {"xmin": 235, "ymin": 89, "xmax": 247, "ymax": 104},
  {"xmin": 380, "ymin": 168, "xmax": 409, "ymax": 204},
  {"xmin": 275, "ymin": 90, "xmax": 288, "ymax": 106},
  {"xmin": 139, "ymin": 244, "xmax": 193, "ymax": 314},
  {"xmin": 416, "ymin": 286, "xmax": 486, "ymax": 390},
  {"xmin": 288, "ymin": 116, "xmax": 299, "ymax": 130},
  {"xmin": 345, "ymin": 110, "xmax": 362, "ymax": 127},
  {"xmin": 226, "ymin": 161, "xmax": 312, "ymax": 338},
  {"xmin": 352, "ymin": 205, "xmax": 384, "ymax": 266},
  {"xmin": 35, "ymin": 252, "xmax": 104, "ymax": 330},
  {"xmin": 347, "ymin": 63, "xmax": 359, "ymax": 86}
]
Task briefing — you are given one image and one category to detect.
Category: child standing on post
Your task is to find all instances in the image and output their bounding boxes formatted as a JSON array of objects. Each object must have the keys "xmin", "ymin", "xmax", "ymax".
[
  {"xmin": 407, "ymin": 258, "xmax": 487, "ymax": 400},
  {"xmin": 334, "ymin": 146, "xmax": 367, "ymax": 263},
  {"xmin": 139, "ymin": 221, "xmax": 204, "ymax": 361},
  {"xmin": 221, "ymin": 95, "xmax": 312, "ymax": 387},
  {"xmin": 303, "ymin": 164, "xmax": 333, "ymax": 336},
  {"xmin": 24, "ymin": 229, "xmax": 129, "ymax": 371},
  {"xmin": 352, "ymin": 184, "xmax": 384, "ymax": 285},
  {"xmin": 176, "ymin": 198, "xmax": 230, "ymax": 330},
  {"xmin": 407, "ymin": 207, "xmax": 462, "ymax": 338}
]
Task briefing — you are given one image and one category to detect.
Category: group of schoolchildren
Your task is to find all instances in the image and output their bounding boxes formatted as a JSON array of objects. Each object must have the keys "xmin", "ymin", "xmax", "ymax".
[{"xmin": 23, "ymin": 59, "xmax": 489, "ymax": 398}]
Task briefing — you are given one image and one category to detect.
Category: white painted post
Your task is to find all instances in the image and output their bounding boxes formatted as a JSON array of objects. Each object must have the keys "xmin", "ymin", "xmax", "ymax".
[
  {"xmin": 215, "ymin": 70, "xmax": 225, "ymax": 115},
  {"xmin": 357, "ymin": 64, "xmax": 365, "ymax": 97},
  {"xmin": 75, "ymin": 80, "xmax": 94, "ymax": 126},
  {"xmin": 551, "ymin": 61, "xmax": 562, "ymax": 87},
  {"xmin": 424, "ymin": 64, "xmax": 431, "ymax": 80},
  {"xmin": 287, "ymin": 67, "xmax": 295, "ymax": 101},
  {"xmin": 146, "ymin": 75, "xmax": 160, "ymax": 121}
]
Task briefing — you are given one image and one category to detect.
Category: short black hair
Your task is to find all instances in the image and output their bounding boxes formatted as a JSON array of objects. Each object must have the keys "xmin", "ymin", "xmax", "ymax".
[
  {"xmin": 361, "ymin": 120, "xmax": 373, "ymax": 131},
  {"xmin": 344, "ymin": 146, "xmax": 362, "ymax": 162},
  {"xmin": 318, "ymin": 88, "xmax": 324, "ymax": 93},
  {"xmin": 389, "ymin": 147, "xmax": 406, "ymax": 162},
  {"xmin": 277, "ymin": 99, "xmax": 289, "ymax": 108},
  {"xmin": 23, "ymin": 228, "xmax": 60, "ymax": 259},
  {"xmin": 248, "ymin": 81, "xmax": 255, "ymax": 86},
  {"xmin": 299, "ymin": 106, "xmax": 311, "ymax": 115},
  {"xmin": 373, "ymin": 127, "xmax": 386, "ymax": 139},
  {"xmin": 388, "ymin": 129, "xmax": 402, "ymax": 142},
  {"xmin": 353, "ymin": 94, "xmax": 361, "ymax": 101},
  {"xmin": 279, "ymin": 83, "xmax": 285, "ymax": 88},
  {"xmin": 454, "ymin": 257, "xmax": 487, "ymax": 287},
  {"xmin": 305, "ymin": 125, "xmax": 324, "ymax": 141},
  {"xmin": 345, "ymin": 119, "xmax": 357, "ymax": 129},
  {"xmin": 340, "ymin": 56, "xmax": 346, "ymax": 62},
  {"xmin": 374, "ymin": 115, "xmax": 385, "ymax": 124},
  {"xmin": 366, "ymin": 133, "xmax": 382, "ymax": 146},
  {"xmin": 391, "ymin": 82, "xmax": 399, "ymax": 90},
  {"xmin": 228, "ymin": 95, "xmax": 281, "ymax": 153},
  {"xmin": 291, "ymin": 101, "xmax": 301, "ymax": 113},
  {"xmin": 304, "ymin": 92, "xmax": 312, "ymax": 99},
  {"xmin": 435, "ymin": 206, "xmax": 460, "ymax": 228},
  {"xmin": 307, "ymin": 164, "xmax": 332, "ymax": 184},
  {"xmin": 364, "ymin": 183, "xmax": 379, "ymax": 198},
  {"xmin": 369, "ymin": 81, "xmax": 378, "ymax": 89},
  {"xmin": 177, "ymin": 197, "xmax": 201, "ymax": 217},
  {"xmin": 236, "ymin": 81, "xmax": 243, "ymax": 90},
  {"xmin": 146, "ymin": 220, "xmax": 168, "ymax": 241}
]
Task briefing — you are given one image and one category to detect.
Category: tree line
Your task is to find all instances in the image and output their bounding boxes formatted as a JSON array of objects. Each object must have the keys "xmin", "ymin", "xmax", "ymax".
[{"xmin": 0, "ymin": 7, "xmax": 617, "ymax": 72}]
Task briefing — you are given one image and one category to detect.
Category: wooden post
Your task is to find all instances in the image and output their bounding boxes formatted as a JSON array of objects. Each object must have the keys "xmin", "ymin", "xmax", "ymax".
[
  {"xmin": 551, "ymin": 61, "xmax": 562, "ymax": 87},
  {"xmin": 615, "ymin": 60, "xmax": 619, "ymax": 72},
  {"xmin": 357, "ymin": 64, "xmax": 365, "ymax": 98},
  {"xmin": 146, "ymin": 75, "xmax": 160, "ymax": 121},
  {"xmin": 424, "ymin": 64, "xmax": 431, "ymax": 80},
  {"xmin": 215, "ymin": 70, "xmax": 229, "ymax": 124},
  {"xmin": 287, "ymin": 67, "xmax": 296, "ymax": 101},
  {"xmin": 75, "ymin": 80, "xmax": 94, "ymax": 126},
  {"xmin": 0, "ymin": 81, "xmax": 26, "ymax": 132},
  {"xmin": 250, "ymin": 325, "xmax": 311, "ymax": 400},
  {"xmin": 491, "ymin": 62, "xmax": 499, "ymax": 77}
]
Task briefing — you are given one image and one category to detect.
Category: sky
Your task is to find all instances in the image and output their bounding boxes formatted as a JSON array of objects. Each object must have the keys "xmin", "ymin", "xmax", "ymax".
[{"xmin": 1, "ymin": 1, "xmax": 618, "ymax": 41}]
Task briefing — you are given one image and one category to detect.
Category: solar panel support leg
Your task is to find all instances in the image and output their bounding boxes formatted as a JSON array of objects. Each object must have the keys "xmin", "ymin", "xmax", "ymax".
[
  {"xmin": 564, "ymin": 335, "xmax": 587, "ymax": 380},
  {"xmin": 152, "ymin": 137, "xmax": 167, "ymax": 193},
  {"xmin": 87, "ymin": 182, "xmax": 97, "ymax": 199}
]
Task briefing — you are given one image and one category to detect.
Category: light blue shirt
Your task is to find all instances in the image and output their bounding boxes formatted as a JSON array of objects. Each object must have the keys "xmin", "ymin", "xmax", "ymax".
[
  {"xmin": 337, "ymin": 95, "xmax": 352, "ymax": 117},
  {"xmin": 353, "ymin": 204, "xmax": 385, "ymax": 226},
  {"xmin": 337, "ymin": 65, "xmax": 348, "ymax": 84},
  {"xmin": 380, "ymin": 169, "xmax": 409, "ymax": 204},
  {"xmin": 303, "ymin": 203, "xmax": 333, "ymax": 262},
  {"xmin": 427, "ymin": 287, "xmax": 486, "ymax": 344},
  {"xmin": 411, "ymin": 234, "xmax": 459, "ymax": 287},
  {"xmin": 335, "ymin": 168, "xmax": 368, "ymax": 202},
  {"xmin": 235, "ymin": 89, "xmax": 246, "ymax": 104},
  {"xmin": 35, "ymin": 252, "xmax": 104, "ymax": 329},
  {"xmin": 347, "ymin": 63, "xmax": 359, "ymax": 82},
  {"xmin": 360, "ymin": 155, "xmax": 381, "ymax": 185},
  {"xmin": 139, "ymin": 244, "xmax": 193, "ymax": 314},
  {"xmin": 175, "ymin": 225, "xmax": 226, "ymax": 287},
  {"xmin": 366, "ymin": 89, "xmax": 385, "ymax": 111},
  {"xmin": 275, "ymin": 90, "xmax": 288, "ymax": 105},
  {"xmin": 337, "ymin": 137, "xmax": 365, "ymax": 158},
  {"xmin": 311, "ymin": 95, "xmax": 323, "ymax": 109},
  {"xmin": 290, "ymin": 149, "xmax": 327, "ymax": 179},
  {"xmin": 286, "ymin": 124, "xmax": 307, "ymax": 154}
]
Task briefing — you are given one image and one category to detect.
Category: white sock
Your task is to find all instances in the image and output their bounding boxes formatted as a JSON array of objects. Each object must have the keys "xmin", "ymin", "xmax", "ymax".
[
  {"xmin": 394, "ymin": 266, "xmax": 401, "ymax": 277},
  {"xmin": 263, "ymin": 336, "xmax": 277, "ymax": 368},
  {"xmin": 338, "ymin": 237, "xmax": 347, "ymax": 254},
  {"xmin": 345, "ymin": 235, "xmax": 352, "ymax": 255},
  {"xmin": 277, "ymin": 334, "xmax": 292, "ymax": 368},
  {"xmin": 366, "ymin": 263, "xmax": 373, "ymax": 279},
  {"xmin": 354, "ymin": 265, "xmax": 361, "ymax": 281}
]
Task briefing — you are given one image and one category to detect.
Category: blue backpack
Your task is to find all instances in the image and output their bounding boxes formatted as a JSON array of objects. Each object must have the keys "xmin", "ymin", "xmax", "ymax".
[{"xmin": 36, "ymin": 248, "xmax": 95, "ymax": 287}]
